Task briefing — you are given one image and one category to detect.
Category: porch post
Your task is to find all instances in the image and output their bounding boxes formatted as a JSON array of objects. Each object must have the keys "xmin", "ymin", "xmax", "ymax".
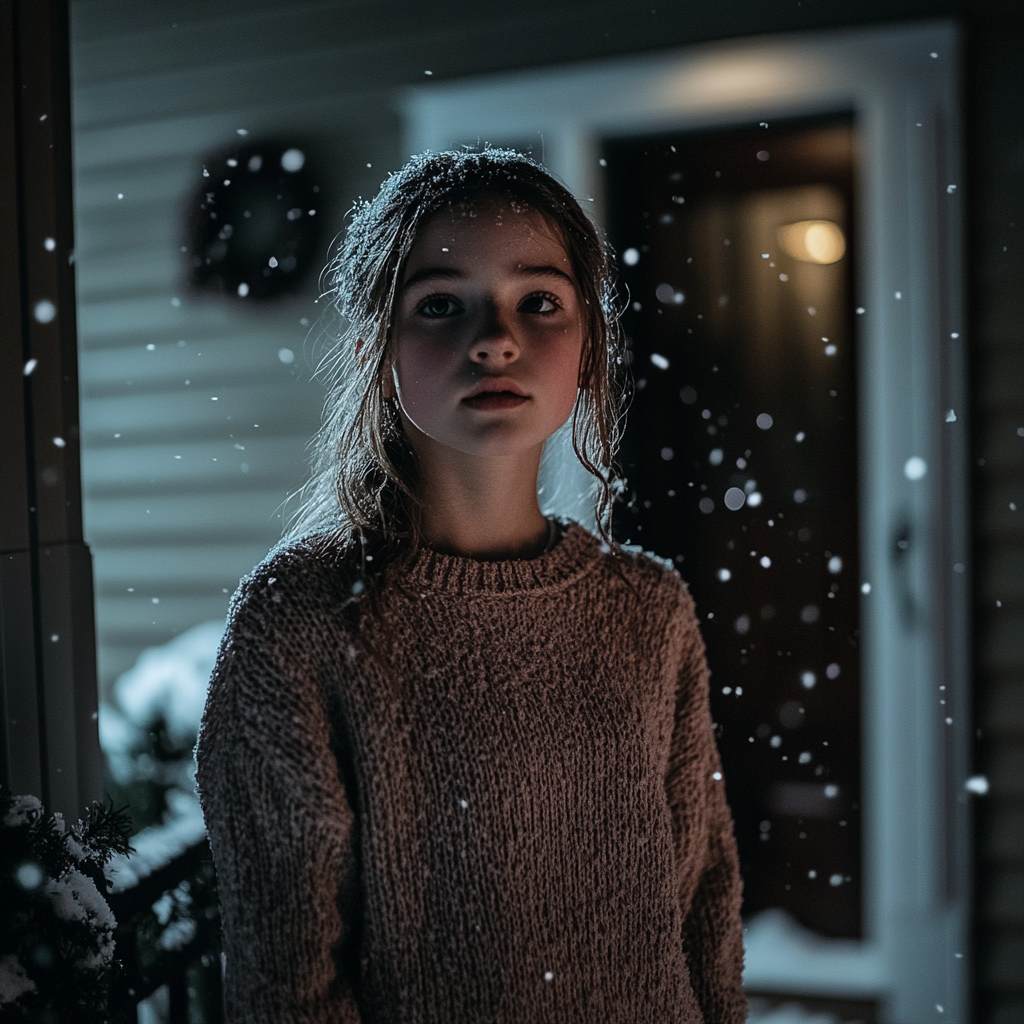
[{"xmin": 0, "ymin": 0, "xmax": 102, "ymax": 817}]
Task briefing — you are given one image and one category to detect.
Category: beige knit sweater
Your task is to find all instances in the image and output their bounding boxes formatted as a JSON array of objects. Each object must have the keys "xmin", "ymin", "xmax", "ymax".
[{"xmin": 195, "ymin": 520, "xmax": 746, "ymax": 1024}]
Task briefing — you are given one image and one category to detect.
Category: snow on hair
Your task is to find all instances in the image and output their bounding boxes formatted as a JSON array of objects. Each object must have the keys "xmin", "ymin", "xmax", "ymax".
[{"xmin": 285, "ymin": 148, "xmax": 626, "ymax": 562}]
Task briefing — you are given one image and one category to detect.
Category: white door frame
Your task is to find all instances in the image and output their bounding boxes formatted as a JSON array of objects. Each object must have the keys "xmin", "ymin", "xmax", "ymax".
[{"xmin": 403, "ymin": 20, "xmax": 969, "ymax": 1023}]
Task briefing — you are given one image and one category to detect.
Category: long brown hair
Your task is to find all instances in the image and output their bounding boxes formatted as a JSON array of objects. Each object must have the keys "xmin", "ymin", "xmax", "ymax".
[{"xmin": 286, "ymin": 149, "xmax": 626, "ymax": 567}]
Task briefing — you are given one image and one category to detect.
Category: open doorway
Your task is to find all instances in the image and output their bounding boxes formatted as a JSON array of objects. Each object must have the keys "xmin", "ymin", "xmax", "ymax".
[{"xmin": 605, "ymin": 117, "xmax": 862, "ymax": 938}]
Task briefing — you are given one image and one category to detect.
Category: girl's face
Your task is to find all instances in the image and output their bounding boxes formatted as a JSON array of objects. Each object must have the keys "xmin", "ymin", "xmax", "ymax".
[{"xmin": 388, "ymin": 202, "xmax": 585, "ymax": 462}]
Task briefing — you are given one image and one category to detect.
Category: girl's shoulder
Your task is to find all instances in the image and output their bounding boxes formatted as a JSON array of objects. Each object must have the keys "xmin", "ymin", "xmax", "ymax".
[
  {"xmin": 595, "ymin": 534, "xmax": 705, "ymax": 657},
  {"xmin": 571, "ymin": 521, "xmax": 696, "ymax": 615},
  {"xmin": 612, "ymin": 537, "xmax": 678, "ymax": 578},
  {"xmin": 226, "ymin": 528, "xmax": 368, "ymax": 628}
]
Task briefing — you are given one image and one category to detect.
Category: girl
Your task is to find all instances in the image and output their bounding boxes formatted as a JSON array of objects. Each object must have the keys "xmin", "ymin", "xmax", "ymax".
[{"xmin": 196, "ymin": 149, "xmax": 746, "ymax": 1024}]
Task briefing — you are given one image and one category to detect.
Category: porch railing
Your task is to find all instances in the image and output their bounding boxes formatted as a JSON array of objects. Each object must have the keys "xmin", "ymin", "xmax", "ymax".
[{"xmin": 106, "ymin": 835, "xmax": 223, "ymax": 1024}]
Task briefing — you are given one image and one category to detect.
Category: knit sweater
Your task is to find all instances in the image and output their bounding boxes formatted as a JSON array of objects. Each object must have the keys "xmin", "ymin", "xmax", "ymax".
[{"xmin": 195, "ymin": 520, "xmax": 747, "ymax": 1024}]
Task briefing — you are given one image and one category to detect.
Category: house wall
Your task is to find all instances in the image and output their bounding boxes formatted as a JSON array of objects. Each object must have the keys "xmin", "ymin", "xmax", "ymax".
[
  {"xmin": 69, "ymin": 1, "xmax": 1023, "ymax": 1019},
  {"xmin": 965, "ymin": 18, "xmax": 1024, "ymax": 1024}
]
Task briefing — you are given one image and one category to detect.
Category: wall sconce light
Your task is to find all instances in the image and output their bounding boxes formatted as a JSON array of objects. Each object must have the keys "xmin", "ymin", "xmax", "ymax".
[{"xmin": 777, "ymin": 219, "xmax": 846, "ymax": 265}]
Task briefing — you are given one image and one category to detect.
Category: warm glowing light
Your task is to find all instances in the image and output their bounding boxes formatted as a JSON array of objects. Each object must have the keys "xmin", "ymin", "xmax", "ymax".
[
  {"xmin": 662, "ymin": 55, "xmax": 815, "ymax": 112},
  {"xmin": 777, "ymin": 220, "xmax": 846, "ymax": 264}
]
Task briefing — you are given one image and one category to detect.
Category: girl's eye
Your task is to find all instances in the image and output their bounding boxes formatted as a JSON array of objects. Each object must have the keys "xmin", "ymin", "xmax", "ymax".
[
  {"xmin": 417, "ymin": 295, "xmax": 461, "ymax": 318},
  {"xmin": 519, "ymin": 293, "xmax": 561, "ymax": 314}
]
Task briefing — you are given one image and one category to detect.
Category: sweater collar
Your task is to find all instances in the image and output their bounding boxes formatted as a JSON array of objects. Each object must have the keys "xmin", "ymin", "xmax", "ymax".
[{"xmin": 396, "ymin": 520, "xmax": 599, "ymax": 596}]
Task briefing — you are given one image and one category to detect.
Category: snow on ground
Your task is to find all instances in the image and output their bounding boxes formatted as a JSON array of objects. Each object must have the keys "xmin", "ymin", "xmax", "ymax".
[{"xmin": 748, "ymin": 999, "xmax": 854, "ymax": 1024}]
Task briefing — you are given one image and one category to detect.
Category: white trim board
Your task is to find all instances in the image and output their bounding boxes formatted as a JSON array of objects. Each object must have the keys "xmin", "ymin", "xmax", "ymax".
[{"xmin": 403, "ymin": 19, "xmax": 968, "ymax": 1024}]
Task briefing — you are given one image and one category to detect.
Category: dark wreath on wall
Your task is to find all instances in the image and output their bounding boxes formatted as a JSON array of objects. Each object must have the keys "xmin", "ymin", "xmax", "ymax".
[{"xmin": 184, "ymin": 138, "xmax": 325, "ymax": 302}]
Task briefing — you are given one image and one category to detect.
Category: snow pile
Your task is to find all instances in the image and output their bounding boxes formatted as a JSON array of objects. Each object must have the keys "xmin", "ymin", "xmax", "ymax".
[
  {"xmin": 743, "ymin": 908, "xmax": 884, "ymax": 999},
  {"xmin": 43, "ymin": 868, "xmax": 116, "ymax": 969},
  {"xmin": 748, "ymin": 999, "xmax": 851, "ymax": 1024},
  {"xmin": 100, "ymin": 620, "xmax": 225, "ymax": 770},
  {"xmin": 0, "ymin": 955, "xmax": 35, "ymax": 1004}
]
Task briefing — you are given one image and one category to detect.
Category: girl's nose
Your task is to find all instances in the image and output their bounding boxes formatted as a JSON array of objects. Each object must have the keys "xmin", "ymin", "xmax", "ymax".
[{"xmin": 470, "ymin": 302, "xmax": 520, "ymax": 363}]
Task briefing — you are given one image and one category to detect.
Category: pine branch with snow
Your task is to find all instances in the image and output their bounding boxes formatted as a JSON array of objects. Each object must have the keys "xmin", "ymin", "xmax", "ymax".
[{"xmin": 1, "ymin": 785, "xmax": 133, "ymax": 1022}]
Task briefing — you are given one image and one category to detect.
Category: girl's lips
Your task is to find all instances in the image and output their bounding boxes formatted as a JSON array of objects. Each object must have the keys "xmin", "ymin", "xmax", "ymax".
[{"xmin": 462, "ymin": 391, "xmax": 530, "ymax": 411}]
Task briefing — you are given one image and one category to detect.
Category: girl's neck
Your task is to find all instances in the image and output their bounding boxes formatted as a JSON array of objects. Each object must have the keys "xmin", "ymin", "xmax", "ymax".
[{"xmin": 413, "ymin": 440, "xmax": 550, "ymax": 562}]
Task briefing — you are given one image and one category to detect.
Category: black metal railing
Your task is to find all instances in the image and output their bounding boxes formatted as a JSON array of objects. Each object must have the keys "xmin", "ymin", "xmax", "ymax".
[{"xmin": 106, "ymin": 836, "xmax": 223, "ymax": 1024}]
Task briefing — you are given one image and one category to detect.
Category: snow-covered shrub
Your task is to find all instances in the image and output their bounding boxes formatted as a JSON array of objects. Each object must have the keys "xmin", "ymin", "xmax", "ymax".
[
  {"xmin": 99, "ymin": 620, "xmax": 224, "ymax": 833},
  {"xmin": 0, "ymin": 788, "xmax": 131, "ymax": 1022},
  {"xmin": 95, "ymin": 622, "xmax": 226, "ymax": 1021}
]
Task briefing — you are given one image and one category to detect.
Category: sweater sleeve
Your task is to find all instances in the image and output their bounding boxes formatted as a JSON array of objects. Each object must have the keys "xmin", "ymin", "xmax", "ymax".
[
  {"xmin": 666, "ymin": 589, "xmax": 747, "ymax": 1024},
  {"xmin": 195, "ymin": 573, "xmax": 362, "ymax": 1024}
]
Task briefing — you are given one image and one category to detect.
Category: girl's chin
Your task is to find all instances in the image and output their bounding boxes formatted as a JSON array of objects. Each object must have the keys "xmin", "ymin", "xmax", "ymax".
[
  {"xmin": 428, "ymin": 432, "xmax": 551, "ymax": 462},
  {"xmin": 400, "ymin": 411, "xmax": 565, "ymax": 462}
]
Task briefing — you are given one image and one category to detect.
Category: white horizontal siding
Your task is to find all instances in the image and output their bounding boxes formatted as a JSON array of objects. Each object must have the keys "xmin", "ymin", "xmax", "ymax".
[
  {"xmin": 95, "ymin": 595, "xmax": 239, "ymax": 649},
  {"xmin": 94, "ymin": 542, "xmax": 278, "ymax": 591},
  {"xmin": 70, "ymin": 2, "xmax": 389, "ymax": 698},
  {"xmin": 83, "ymin": 486, "xmax": 299, "ymax": 545},
  {"xmin": 78, "ymin": 330, "xmax": 317, "ymax": 379},
  {"xmin": 80, "ymin": 380, "xmax": 320, "ymax": 436},
  {"xmin": 82, "ymin": 435, "xmax": 310, "ymax": 492}
]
